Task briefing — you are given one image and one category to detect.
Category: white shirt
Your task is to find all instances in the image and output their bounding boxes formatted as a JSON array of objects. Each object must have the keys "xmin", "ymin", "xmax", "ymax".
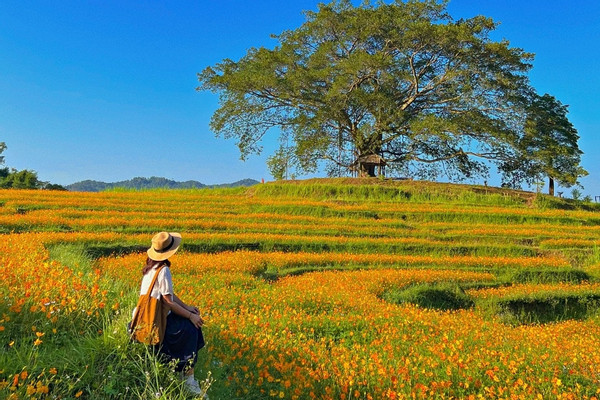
[
  {"xmin": 132, "ymin": 264, "xmax": 174, "ymax": 319},
  {"xmin": 140, "ymin": 265, "xmax": 174, "ymax": 300}
]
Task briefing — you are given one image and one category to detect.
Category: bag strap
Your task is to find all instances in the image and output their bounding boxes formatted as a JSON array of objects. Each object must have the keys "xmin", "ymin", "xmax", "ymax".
[{"xmin": 145, "ymin": 265, "xmax": 165, "ymax": 296}]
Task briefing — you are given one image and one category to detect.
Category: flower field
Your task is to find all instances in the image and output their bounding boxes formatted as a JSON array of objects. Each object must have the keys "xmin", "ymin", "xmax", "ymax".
[{"xmin": 2, "ymin": 179, "xmax": 600, "ymax": 399}]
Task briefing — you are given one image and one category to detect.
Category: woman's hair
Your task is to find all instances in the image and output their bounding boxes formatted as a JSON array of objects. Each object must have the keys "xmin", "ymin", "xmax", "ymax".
[{"xmin": 142, "ymin": 257, "xmax": 171, "ymax": 275}]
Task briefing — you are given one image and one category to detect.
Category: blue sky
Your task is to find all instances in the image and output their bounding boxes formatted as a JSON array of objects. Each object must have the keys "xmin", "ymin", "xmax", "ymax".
[{"xmin": 1, "ymin": 1, "xmax": 598, "ymax": 195}]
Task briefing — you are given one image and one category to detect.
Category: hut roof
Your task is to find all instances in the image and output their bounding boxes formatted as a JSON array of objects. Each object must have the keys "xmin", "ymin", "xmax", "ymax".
[{"xmin": 351, "ymin": 154, "xmax": 386, "ymax": 166}]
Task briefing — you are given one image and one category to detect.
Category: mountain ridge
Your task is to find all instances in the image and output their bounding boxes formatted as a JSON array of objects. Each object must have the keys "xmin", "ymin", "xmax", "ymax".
[{"xmin": 66, "ymin": 177, "xmax": 260, "ymax": 192}]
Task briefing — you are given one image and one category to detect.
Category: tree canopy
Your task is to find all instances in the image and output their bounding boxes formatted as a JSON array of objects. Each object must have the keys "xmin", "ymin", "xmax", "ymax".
[
  {"xmin": 501, "ymin": 93, "xmax": 587, "ymax": 195},
  {"xmin": 198, "ymin": 0, "xmax": 585, "ymax": 188}
]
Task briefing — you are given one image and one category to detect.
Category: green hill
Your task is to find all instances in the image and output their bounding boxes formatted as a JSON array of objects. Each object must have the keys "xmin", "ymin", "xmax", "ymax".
[{"xmin": 66, "ymin": 176, "xmax": 259, "ymax": 191}]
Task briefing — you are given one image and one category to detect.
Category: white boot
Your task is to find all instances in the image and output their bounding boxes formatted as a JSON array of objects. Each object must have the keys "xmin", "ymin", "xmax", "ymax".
[{"xmin": 183, "ymin": 374, "xmax": 209, "ymax": 399}]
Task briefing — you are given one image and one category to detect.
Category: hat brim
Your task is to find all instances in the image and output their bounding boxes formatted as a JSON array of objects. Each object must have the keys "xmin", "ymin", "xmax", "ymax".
[{"xmin": 147, "ymin": 232, "xmax": 182, "ymax": 261}]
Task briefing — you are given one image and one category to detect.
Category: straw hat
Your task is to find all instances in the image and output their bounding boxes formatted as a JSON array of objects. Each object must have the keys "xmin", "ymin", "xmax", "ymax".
[{"xmin": 147, "ymin": 232, "xmax": 182, "ymax": 261}]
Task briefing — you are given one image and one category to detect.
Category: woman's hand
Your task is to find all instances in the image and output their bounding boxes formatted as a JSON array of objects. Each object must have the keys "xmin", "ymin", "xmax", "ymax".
[
  {"xmin": 189, "ymin": 312, "xmax": 204, "ymax": 329},
  {"xmin": 187, "ymin": 305, "xmax": 200, "ymax": 315}
]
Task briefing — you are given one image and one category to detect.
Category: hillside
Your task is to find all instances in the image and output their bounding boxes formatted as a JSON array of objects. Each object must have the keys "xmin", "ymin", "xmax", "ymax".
[
  {"xmin": 66, "ymin": 176, "xmax": 259, "ymax": 191},
  {"xmin": 2, "ymin": 178, "xmax": 600, "ymax": 399}
]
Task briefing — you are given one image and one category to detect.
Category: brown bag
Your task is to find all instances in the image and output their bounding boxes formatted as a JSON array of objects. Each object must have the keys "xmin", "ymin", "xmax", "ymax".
[{"xmin": 129, "ymin": 266, "xmax": 170, "ymax": 345}]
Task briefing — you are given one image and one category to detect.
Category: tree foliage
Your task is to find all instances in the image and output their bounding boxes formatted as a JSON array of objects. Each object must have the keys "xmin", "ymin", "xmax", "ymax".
[
  {"xmin": 526, "ymin": 94, "xmax": 584, "ymax": 194},
  {"xmin": 0, "ymin": 169, "xmax": 43, "ymax": 189},
  {"xmin": 198, "ymin": 0, "xmax": 541, "ymax": 180},
  {"xmin": 500, "ymin": 94, "xmax": 587, "ymax": 194}
]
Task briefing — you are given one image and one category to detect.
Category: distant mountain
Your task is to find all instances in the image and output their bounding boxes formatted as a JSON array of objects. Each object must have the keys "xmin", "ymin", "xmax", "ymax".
[{"xmin": 66, "ymin": 177, "xmax": 260, "ymax": 192}]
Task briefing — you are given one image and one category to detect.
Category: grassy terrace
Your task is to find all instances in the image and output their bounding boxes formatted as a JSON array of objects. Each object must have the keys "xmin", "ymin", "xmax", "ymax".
[{"xmin": 2, "ymin": 179, "xmax": 600, "ymax": 399}]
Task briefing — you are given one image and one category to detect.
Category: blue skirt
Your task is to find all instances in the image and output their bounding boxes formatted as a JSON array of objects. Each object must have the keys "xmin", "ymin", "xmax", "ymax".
[{"xmin": 155, "ymin": 313, "xmax": 205, "ymax": 372}]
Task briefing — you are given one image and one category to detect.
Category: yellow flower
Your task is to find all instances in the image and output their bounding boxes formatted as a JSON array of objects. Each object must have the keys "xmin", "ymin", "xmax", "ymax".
[{"xmin": 36, "ymin": 382, "xmax": 49, "ymax": 394}]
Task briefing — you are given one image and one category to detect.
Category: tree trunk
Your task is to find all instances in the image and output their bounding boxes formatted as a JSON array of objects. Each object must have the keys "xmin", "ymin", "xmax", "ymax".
[{"xmin": 548, "ymin": 177, "xmax": 555, "ymax": 196}]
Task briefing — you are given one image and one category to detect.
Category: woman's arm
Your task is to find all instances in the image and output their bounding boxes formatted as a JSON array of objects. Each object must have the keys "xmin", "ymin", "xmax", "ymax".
[
  {"xmin": 161, "ymin": 294, "xmax": 204, "ymax": 328},
  {"xmin": 172, "ymin": 294, "xmax": 199, "ymax": 315}
]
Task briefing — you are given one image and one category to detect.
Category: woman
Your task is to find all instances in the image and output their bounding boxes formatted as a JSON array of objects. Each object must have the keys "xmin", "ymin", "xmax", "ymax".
[{"xmin": 139, "ymin": 231, "xmax": 207, "ymax": 396}]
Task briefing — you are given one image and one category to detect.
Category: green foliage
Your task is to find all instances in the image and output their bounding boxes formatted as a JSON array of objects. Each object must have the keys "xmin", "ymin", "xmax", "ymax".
[
  {"xmin": 44, "ymin": 183, "xmax": 68, "ymax": 191},
  {"xmin": 0, "ymin": 169, "xmax": 44, "ymax": 189},
  {"xmin": 266, "ymin": 146, "xmax": 290, "ymax": 181},
  {"xmin": 502, "ymin": 93, "xmax": 587, "ymax": 194},
  {"xmin": 198, "ymin": 0, "xmax": 535, "ymax": 181},
  {"xmin": 0, "ymin": 141, "xmax": 6, "ymax": 165}
]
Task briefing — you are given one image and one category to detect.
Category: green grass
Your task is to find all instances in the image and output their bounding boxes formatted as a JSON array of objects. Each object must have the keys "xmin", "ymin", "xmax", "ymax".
[
  {"xmin": 5, "ymin": 178, "xmax": 600, "ymax": 398},
  {"xmin": 381, "ymin": 282, "xmax": 475, "ymax": 311},
  {"xmin": 47, "ymin": 243, "xmax": 95, "ymax": 273},
  {"xmin": 1, "ymin": 309, "xmax": 213, "ymax": 399},
  {"xmin": 253, "ymin": 179, "xmax": 531, "ymax": 207},
  {"xmin": 48, "ymin": 236, "xmax": 543, "ymax": 259},
  {"xmin": 0, "ymin": 240, "xmax": 214, "ymax": 399},
  {"xmin": 501, "ymin": 268, "xmax": 593, "ymax": 284},
  {"xmin": 485, "ymin": 294, "xmax": 600, "ymax": 326}
]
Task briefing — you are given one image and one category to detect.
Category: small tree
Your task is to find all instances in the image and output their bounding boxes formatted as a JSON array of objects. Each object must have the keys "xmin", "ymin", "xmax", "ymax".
[
  {"xmin": 0, "ymin": 142, "xmax": 8, "ymax": 180},
  {"xmin": 43, "ymin": 183, "xmax": 67, "ymax": 191},
  {"xmin": 266, "ymin": 146, "xmax": 289, "ymax": 180},
  {"xmin": 503, "ymin": 94, "xmax": 587, "ymax": 195}
]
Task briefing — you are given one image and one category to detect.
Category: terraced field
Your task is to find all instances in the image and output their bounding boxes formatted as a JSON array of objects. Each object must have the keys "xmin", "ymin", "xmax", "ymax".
[{"xmin": 2, "ymin": 179, "xmax": 600, "ymax": 399}]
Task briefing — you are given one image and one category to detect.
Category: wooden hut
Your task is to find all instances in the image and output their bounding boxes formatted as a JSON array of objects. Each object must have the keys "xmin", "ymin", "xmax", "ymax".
[{"xmin": 351, "ymin": 154, "xmax": 386, "ymax": 177}]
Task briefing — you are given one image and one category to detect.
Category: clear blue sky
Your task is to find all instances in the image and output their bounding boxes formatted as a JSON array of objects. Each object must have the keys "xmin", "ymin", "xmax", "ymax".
[{"xmin": 1, "ymin": 1, "xmax": 598, "ymax": 194}]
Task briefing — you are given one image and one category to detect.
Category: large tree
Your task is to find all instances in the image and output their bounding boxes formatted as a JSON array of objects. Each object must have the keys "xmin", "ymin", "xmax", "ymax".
[
  {"xmin": 198, "ymin": 0, "xmax": 537, "ymax": 179},
  {"xmin": 501, "ymin": 93, "xmax": 587, "ymax": 195}
]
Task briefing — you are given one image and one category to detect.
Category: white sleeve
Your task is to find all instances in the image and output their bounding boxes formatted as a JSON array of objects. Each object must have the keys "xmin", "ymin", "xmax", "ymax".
[{"xmin": 158, "ymin": 267, "xmax": 174, "ymax": 296}]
